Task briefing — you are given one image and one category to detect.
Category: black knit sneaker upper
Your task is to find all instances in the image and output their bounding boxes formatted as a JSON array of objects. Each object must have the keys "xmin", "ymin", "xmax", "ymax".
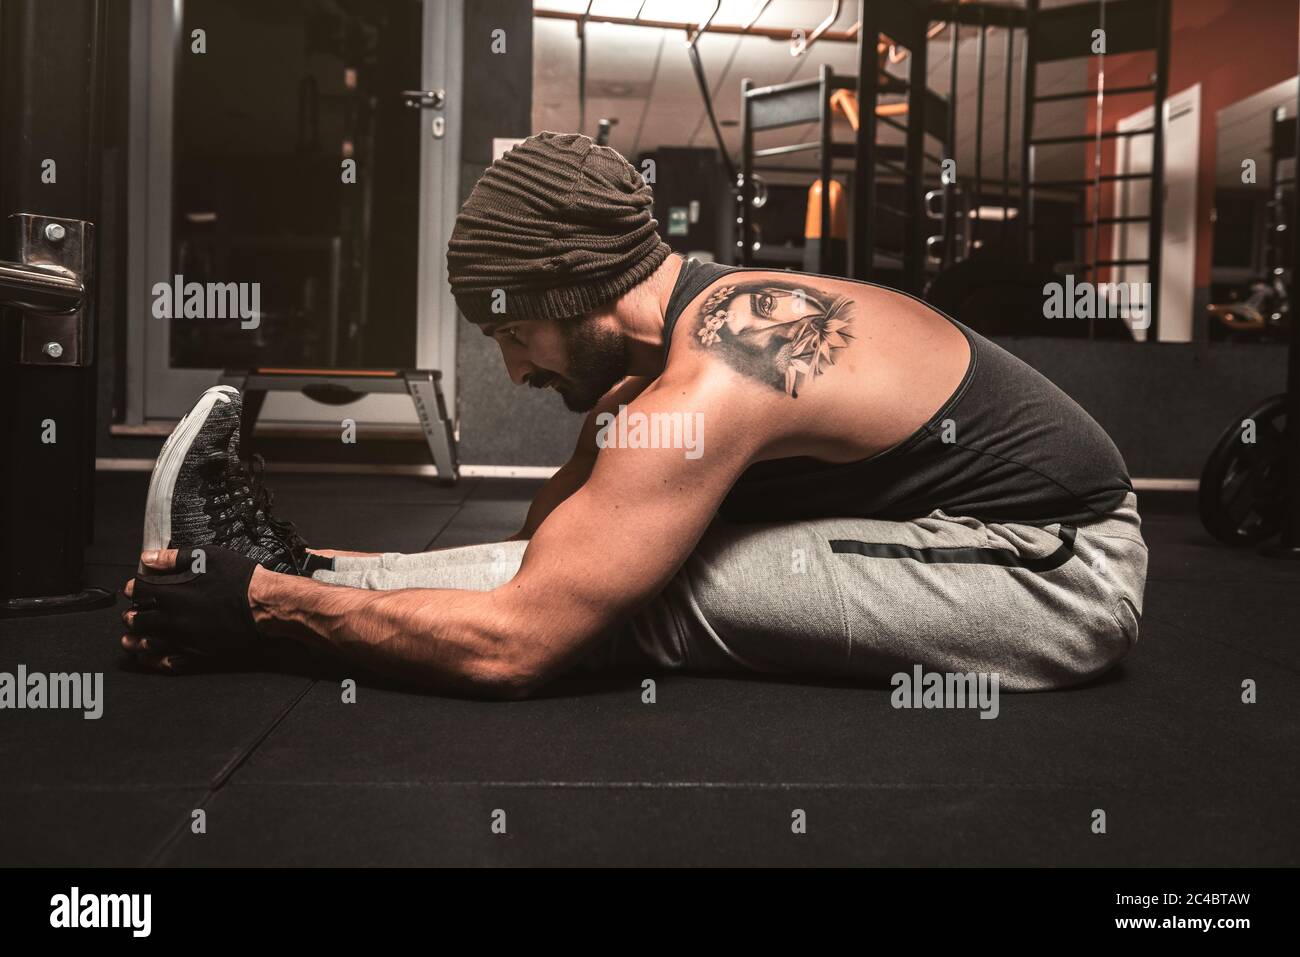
[
  {"xmin": 169, "ymin": 397, "xmax": 309, "ymax": 575},
  {"xmin": 219, "ymin": 446, "xmax": 309, "ymax": 575}
]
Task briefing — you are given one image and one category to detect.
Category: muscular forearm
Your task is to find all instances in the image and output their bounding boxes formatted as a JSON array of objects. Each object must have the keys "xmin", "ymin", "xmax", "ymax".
[{"xmin": 248, "ymin": 569, "xmax": 535, "ymax": 698}]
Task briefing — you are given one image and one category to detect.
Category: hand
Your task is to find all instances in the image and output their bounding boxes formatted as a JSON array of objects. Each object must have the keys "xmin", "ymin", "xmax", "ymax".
[{"xmin": 121, "ymin": 546, "xmax": 263, "ymax": 671}]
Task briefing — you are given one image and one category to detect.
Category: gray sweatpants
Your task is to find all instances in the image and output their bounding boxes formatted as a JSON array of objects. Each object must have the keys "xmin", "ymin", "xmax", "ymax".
[{"xmin": 313, "ymin": 491, "xmax": 1147, "ymax": 691}]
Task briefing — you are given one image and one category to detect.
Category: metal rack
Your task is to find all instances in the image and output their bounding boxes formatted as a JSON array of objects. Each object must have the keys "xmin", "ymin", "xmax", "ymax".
[
  {"xmin": 546, "ymin": 0, "xmax": 1173, "ymax": 331},
  {"xmin": 738, "ymin": 1, "xmax": 948, "ymax": 295},
  {"xmin": 1020, "ymin": 0, "xmax": 1172, "ymax": 338},
  {"xmin": 928, "ymin": 1, "xmax": 1027, "ymax": 267}
]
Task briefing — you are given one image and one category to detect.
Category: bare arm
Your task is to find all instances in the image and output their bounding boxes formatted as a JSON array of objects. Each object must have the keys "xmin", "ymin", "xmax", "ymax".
[
  {"xmin": 247, "ymin": 367, "xmax": 770, "ymax": 698},
  {"xmin": 506, "ymin": 459, "xmax": 590, "ymax": 543},
  {"xmin": 509, "ymin": 375, "xmax": 653, "ymax": 540}
]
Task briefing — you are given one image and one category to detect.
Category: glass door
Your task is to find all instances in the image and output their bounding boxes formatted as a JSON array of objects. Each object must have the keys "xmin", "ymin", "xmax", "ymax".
[{"xmin": 127, "ymin": 0, "xmax": 461, "ymax": 424}]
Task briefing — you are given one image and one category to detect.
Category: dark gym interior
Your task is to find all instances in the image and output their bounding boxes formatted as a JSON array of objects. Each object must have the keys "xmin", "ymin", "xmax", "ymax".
[{"xmin": 1, "ymin": 0, "xmax": 1297, "ymax": 877}]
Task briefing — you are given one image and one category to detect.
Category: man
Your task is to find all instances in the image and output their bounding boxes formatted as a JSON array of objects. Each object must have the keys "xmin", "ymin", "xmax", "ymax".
[{"xmin": 122, "ymin": 131, "xmax": 1147, "ymax": 698}]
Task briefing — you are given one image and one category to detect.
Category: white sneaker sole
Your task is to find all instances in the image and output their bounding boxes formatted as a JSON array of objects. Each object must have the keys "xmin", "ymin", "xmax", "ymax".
[{"xmin": 139, "ymin": 385, "xmax": 239, "ymax": 571}]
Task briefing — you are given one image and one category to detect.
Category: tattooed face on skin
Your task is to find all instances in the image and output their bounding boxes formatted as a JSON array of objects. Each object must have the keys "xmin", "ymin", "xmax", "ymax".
[{"xmin": 691, "ymin": 279, "xmax": 855, "ymax": 397}]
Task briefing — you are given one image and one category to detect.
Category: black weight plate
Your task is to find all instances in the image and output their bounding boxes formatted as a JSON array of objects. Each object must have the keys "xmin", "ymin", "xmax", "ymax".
[{"xmin": 1198, "ymin": 393, "xmax": 1288, "ymax": 545}]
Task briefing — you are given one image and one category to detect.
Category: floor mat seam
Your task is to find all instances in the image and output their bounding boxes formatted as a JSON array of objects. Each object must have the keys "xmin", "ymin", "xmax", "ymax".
[{"xmin": 144, "ymin": 678, "xmax": 317, "ymax": 866}]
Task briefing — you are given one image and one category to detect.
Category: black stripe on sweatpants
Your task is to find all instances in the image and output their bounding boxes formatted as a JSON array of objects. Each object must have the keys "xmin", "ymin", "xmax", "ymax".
[{"xmin": 829, "ymin": 525, "xmax": 1077, "ymax": 574}]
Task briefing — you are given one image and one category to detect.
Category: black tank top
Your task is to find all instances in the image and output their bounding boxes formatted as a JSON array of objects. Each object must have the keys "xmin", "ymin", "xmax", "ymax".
[{"xmin": 662, "ymin": 257, "xmax": 1132, "ymax": 526}]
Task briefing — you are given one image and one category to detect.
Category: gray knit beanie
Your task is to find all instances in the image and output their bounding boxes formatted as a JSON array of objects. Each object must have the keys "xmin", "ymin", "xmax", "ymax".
[{"xmin": 446, "ymin": 131, "xmax": 671, "ymax": 325}]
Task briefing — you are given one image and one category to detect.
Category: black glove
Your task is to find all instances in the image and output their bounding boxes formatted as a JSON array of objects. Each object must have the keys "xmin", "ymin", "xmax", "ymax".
[{"xmin": 128, "ymin": 545, "xmax": 262, "ymax": 657}]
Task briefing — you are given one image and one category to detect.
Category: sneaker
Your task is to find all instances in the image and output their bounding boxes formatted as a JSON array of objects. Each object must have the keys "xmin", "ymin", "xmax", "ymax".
[
  {"xmin": 141, "ymin": 386, "xmax": 308, "ymax": 575},
  {"xmin": 231, "ymin": 451, "xmax": 310, "ymax": 575}
]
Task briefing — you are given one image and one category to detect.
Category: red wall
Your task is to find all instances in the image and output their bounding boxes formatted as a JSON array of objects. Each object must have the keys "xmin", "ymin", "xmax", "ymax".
[{"xmin": 1089, "ymin": 0, "xmax": 1297, "ymax": 289}]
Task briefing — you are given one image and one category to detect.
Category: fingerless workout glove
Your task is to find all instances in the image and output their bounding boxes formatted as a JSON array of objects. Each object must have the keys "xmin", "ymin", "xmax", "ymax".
[{"xmin": 131, "ymin": 545, "xmax": 262, "ymax": 656}]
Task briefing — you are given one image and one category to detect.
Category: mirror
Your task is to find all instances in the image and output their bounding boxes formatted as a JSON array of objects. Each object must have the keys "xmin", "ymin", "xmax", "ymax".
[
  {"xmin": 1210, "ymin": 77, "xmax": 1297, "ymax": 343},
  {"xmin": 169, "ymin": 0, "xmax": 424, "ymax": 371}
]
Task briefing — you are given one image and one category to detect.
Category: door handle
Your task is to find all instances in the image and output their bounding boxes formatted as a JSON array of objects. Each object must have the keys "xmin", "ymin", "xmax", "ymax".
[
  {"xmin": 0, "ymin": 214, "xmax": 94, "ymax": 366},
  {"xmin": 400, "ymin": 89, "xmax": 445, "ymax": 110},
  {"xmin": 0, "ymin": 261, "xmax": 82, "ymax": 313}
]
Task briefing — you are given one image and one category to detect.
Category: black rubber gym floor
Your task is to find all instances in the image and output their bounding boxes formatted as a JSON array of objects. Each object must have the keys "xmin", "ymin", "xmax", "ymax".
[{"xmin": 2, "ymin": 472, "xmax": 1297, "ymax": 866}]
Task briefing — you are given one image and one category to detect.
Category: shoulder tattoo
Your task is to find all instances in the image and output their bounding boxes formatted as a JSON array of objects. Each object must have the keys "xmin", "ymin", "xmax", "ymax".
[{"xmin": 690, "ymin": 279, "xmax": 855, "ymax": 397}]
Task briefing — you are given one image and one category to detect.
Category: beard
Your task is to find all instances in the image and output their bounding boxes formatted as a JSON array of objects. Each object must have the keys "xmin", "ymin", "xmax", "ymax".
[{"xmin": 547, "ymin": 317, "xmax": 629, "ymax": 412}]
